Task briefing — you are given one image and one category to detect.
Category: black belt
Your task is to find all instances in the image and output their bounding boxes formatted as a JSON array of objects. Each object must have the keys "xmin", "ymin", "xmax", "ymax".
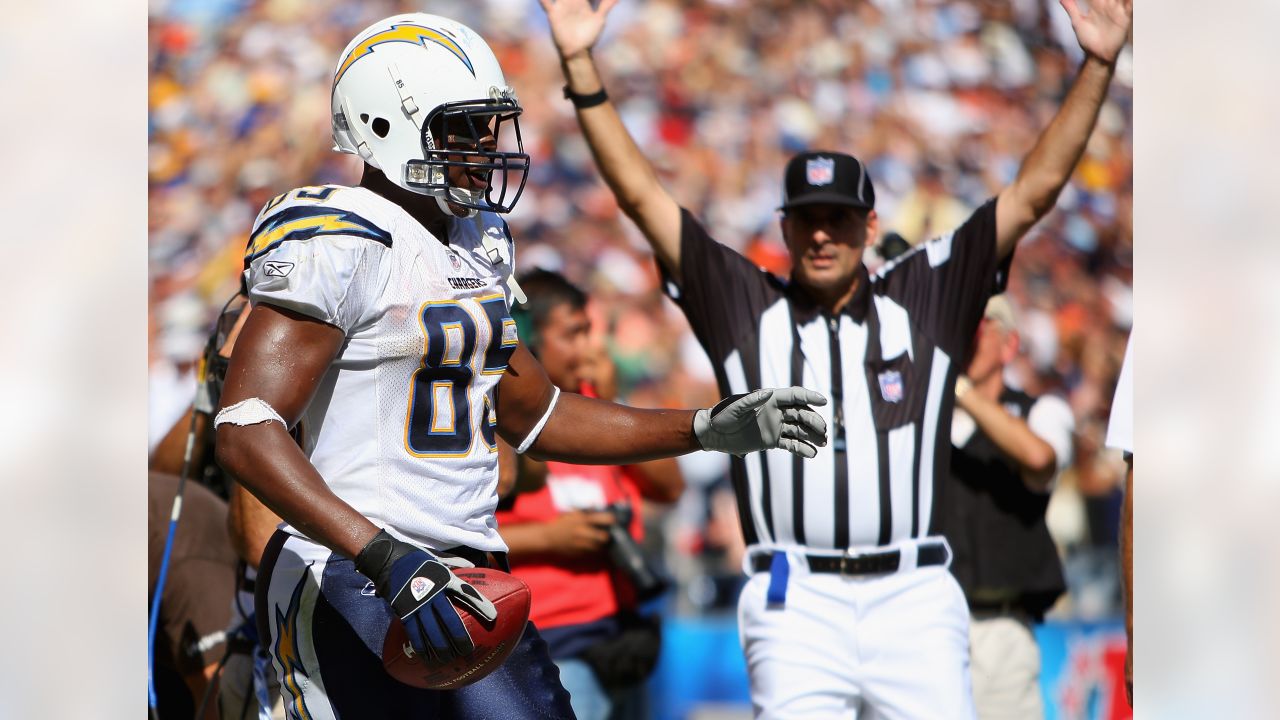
[
  {"xmin": 751, "ymin": 542, "xmax": 948, "ymax": 577},
  {"xmin": 968, "ymin": 596, "xmax": 1042, "ymax": 622}
]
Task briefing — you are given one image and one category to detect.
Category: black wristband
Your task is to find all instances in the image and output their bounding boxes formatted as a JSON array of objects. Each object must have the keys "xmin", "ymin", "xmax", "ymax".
[
  {"xmin": 563, "ymin": 84, "xmax": 608, "ymax": 109},
  {"xmin": 354, "ymin": 529, "xmax": 411, "ymax": 592}
]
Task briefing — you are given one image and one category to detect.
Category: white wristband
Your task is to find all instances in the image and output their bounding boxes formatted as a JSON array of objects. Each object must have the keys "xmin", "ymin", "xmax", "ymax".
[
  {"xmin": 214, "ymin": 398, "xmax": 287, "ymax": 429},
  {"xmin": 515, "ymin": 386, "xmax": 560, "ymax": 454}
]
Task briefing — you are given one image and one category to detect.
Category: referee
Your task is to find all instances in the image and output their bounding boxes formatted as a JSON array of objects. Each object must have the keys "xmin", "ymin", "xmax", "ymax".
[{"xmin": 540, "ymin": 0, "xmax": 1132, "ymax": 715}]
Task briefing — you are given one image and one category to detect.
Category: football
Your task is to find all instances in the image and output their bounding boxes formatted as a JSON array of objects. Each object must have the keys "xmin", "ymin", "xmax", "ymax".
[{"xmin": 382, "ymin": 567, "xmax": 531, "ymax": 690}]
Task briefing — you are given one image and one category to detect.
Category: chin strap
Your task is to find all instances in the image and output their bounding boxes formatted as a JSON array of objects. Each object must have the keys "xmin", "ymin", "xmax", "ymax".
[{"xmin": 433, "ymin": 193, "xmax": 478, "ymax": 219}]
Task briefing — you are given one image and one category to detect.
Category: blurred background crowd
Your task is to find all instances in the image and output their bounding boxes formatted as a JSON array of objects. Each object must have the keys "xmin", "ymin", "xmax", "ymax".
[{"xmin": 149, "ymin": 0, "xmax": 1131, "ymax": 625}]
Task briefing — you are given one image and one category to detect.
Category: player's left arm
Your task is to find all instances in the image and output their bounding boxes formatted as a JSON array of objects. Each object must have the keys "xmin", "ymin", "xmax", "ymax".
[
  {"xmin": 495, "ymin": 344, "xmax": 827, "ymax": 463},
  {"xmin": 995, "ymin": 0, "xmax": 1131, "ymax": 259},
  {"xmin": 585, "ymin": 346, "xmax": 684, "ymax": 503}
]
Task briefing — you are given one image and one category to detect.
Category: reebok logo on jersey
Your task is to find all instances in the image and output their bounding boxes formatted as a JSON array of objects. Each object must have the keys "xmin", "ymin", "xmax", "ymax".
[
  {"xmin": 264, "ymin": 261, "xmax": 295, "ymax": 277},
  {"xmin": 448, "ymin": 277, "xmax": 486, "ymax": 290},
  {"xmin": 410, "ymin": 576, "xmax": 435, "ymax": 601}
]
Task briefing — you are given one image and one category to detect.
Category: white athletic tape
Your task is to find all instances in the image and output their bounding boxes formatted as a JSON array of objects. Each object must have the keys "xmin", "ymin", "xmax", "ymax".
[
  {"xmin": 214, "ymin": 397, "xmax": 287, "ymax": 429},
  {"xmin": 515, "ymin": 386, "xmax": 560, "ymax": 454}
]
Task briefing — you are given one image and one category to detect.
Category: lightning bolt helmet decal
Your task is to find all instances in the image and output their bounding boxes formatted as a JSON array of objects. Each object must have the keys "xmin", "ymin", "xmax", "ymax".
[{"xmin": 335, "ymin": 23, "xmax": 474, "ymax": 86}]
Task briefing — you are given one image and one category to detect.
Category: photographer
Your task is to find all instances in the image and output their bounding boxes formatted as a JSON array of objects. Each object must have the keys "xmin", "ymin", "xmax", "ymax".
[{"xmin": 497, "ymin": 270, "xmax": 683, "ymax": 720}]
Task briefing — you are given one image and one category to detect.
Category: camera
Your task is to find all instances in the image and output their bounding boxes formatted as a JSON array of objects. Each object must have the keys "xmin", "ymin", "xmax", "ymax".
[{"xmin": 603, "ymin": 501, "xmax": 670, "ymax": 602}]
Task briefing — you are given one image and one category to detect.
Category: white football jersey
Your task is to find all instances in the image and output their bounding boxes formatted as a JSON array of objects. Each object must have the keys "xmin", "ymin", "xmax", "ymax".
[{"xmin": 243, "ymin": 184, "xmax": 521, "ymax": 552}]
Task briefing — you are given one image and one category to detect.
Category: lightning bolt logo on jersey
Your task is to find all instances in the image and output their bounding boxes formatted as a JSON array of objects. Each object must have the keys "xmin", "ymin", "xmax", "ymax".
[{"xmin": 243, "ymin": 184, "xmax": 519, "ymax": 552}]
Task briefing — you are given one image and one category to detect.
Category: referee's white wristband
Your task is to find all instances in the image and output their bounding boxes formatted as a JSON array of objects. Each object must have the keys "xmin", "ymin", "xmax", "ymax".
[{"xmin": 515, "ymin": 386, "xmax": 560, "ymax": 454}]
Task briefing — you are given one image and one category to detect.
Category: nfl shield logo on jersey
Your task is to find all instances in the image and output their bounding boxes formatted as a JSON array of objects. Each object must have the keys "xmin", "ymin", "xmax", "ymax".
[
  {"xmin": 806, "ymin": 156, "xmax": 835, "ymax": 186},
  {"xmin": 449, "ymin": 252, "xmax": 462, "ymax": 271},
  {"xmin": 878, "ymin": 370, "xmax": 904, "ymax": 403}
]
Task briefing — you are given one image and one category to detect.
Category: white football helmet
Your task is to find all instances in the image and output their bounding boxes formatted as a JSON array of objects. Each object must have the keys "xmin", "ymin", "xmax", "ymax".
[{"xmin": 331, "ymin": 13, "xmax": 529, "ymax": 216}]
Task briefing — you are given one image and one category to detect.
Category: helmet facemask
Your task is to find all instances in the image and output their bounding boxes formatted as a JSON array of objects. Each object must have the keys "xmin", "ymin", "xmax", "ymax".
[{"xmin": 406, "ymin": 91, "xmax": 530, "ymax": 216}]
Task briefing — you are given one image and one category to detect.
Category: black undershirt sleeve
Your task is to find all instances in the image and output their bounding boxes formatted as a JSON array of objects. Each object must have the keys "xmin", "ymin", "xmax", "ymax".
[{"xmin": 876, "ymin": 199, "xmax": 1011, "ymax": 361}]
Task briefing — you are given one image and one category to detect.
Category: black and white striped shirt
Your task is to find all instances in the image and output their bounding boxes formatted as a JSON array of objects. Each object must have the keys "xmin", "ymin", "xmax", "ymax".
[{"xmin": 663, "ymin": 200, "xmax": 1008, "ymax": 552}]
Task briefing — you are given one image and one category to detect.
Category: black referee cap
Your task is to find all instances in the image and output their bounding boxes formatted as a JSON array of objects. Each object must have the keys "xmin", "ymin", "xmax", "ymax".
[{"xmin": 779, "ymin": 151, "xmax": 876, "ymax": 212}]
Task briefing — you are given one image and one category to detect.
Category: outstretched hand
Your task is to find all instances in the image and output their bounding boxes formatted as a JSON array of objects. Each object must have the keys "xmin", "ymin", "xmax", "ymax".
[
  {"xmin": 539, "ymin": 0, "xmax": 619, "ymax": 61},
  {"xmin": 694, "ymin": 388, "xmax": 828, "ymax": 459},
  {"xmin": 1061, "ymin": 0, "xmax": 1132, "ymax": 64}
]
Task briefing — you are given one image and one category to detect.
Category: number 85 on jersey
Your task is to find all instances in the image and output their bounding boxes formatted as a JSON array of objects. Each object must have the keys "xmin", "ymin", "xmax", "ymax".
[{"xmin": 404, "ymin": 294, "xmax": 517, "ymax": 457}]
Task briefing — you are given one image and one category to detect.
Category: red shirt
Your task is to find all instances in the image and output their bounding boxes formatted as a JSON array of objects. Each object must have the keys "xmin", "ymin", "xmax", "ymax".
[{"xmin": 497, "ymin": 392, "xmax": 645, "ymax": 630}]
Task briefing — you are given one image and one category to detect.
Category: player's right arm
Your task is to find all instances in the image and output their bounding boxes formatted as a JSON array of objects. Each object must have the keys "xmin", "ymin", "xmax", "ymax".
[
  {"xmin": 214, "ymin": 303, "xmax": 378, "ymax": 560},
  {"xmin": 217, "ymin": 193, "xmax": 494, "ymax": 664},
  {"xmin": 542, "ymin": 0, "xmax": 683, "ymax": 279},
  {"xmin": 217, "ymin": 302, "xmax": 494, "ymax": 663}
]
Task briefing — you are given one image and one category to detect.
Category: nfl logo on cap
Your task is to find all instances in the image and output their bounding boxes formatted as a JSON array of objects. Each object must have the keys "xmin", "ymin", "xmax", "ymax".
[{"xmin": 806, "ymin": 156, "xmax": 835, "ymax": 186}]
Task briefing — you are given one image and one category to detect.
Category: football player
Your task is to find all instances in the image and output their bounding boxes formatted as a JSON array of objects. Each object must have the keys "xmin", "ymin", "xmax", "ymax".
[{"xmin": 213, "ymin": 13, "xmax": 827, "ymax": 719}]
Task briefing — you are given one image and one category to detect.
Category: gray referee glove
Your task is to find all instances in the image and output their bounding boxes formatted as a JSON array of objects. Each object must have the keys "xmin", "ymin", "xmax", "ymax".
[{"xmin": 694, "ymin": 388, "xmax": 828, "ymax": 458}]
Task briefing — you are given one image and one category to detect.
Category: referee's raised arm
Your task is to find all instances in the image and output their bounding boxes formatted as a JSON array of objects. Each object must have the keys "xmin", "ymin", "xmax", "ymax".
[
  {"xmin": 994, "ymin": 0, "xmax": 1132, "ymax": 259},
  {"xmin": 541, "ymin": 0, "xmax": 683, "ymax": 280}
]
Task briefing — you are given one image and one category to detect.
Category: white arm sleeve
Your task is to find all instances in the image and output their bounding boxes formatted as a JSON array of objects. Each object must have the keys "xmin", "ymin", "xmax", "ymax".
[{"xmin": 515, "ymin": 386, "xmax": 560, "ymax": 454}]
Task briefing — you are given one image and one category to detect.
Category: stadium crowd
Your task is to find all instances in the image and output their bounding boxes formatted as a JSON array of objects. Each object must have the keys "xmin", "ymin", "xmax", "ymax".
[{"xmin": 149, "ymin": 0, "xmax": 1132, "ymax": 620}]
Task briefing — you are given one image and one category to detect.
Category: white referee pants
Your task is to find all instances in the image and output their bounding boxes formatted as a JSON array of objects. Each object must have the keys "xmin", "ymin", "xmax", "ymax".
[{"xmin": 738, "ymin": 561, "xmax": 975, "ymax": 719}]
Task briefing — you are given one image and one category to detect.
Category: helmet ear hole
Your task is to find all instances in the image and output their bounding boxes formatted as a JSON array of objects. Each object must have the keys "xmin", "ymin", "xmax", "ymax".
[
  {"xmin": 371, "ymin": 117, "xmax": 391, "ymax": 138},
  {"xmin": 359, "ymin": 113, "xmax": 370, "ymax": 124}
]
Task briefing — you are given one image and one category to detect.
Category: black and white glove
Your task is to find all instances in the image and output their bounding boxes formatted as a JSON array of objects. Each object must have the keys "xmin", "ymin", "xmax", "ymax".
[
  {"xmin": 694, "ymin": 387, "xmax": 828, "ymax": 458},
  {"xmin": 355, "ymin": 530, "xmax": 497, "ymax": 664}
]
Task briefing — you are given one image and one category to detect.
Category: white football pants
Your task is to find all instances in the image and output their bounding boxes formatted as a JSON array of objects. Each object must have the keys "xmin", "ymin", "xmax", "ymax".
[{"xmin": 738, "ymin": 556, "xmax": 975, "ymax": 719}]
